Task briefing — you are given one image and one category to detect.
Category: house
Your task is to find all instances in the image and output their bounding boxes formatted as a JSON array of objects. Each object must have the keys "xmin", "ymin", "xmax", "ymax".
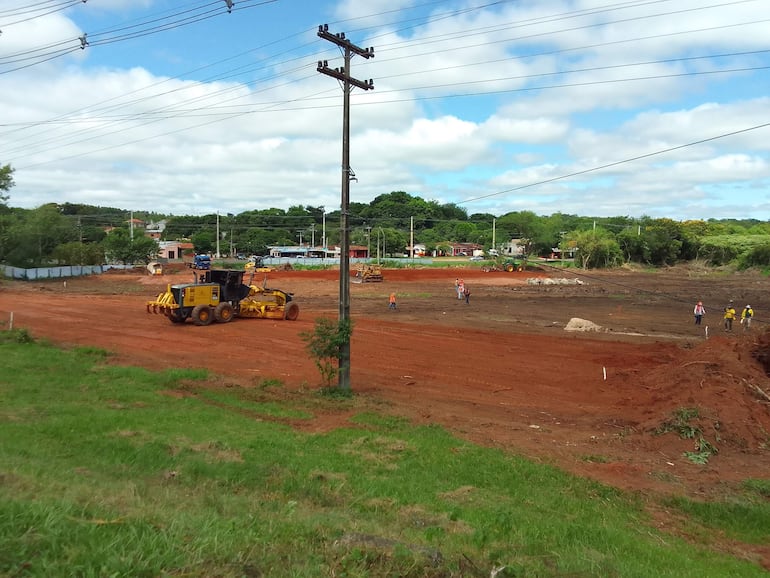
[
  {"xmin": 407, "ymin": 243, "xmax": 426, "ymax": 257},
  {"xmin": 436, "ymin": 242, "xmax": 483, "ymax": 257},
  {"xmin": 157, "ymin": 241, "xmax": 193, "ymax": 260},
  {"xmin": 348, "ymin": 245, "xmax": 368, "ymax": 258},
  {"xmin": 501, "ymin": 238, "xmax": 527, "ymax": 257},
  {"xmin": 269, "ymin": 245, "xmax": 311, "ymax": 258},
  {"xmin": 145, "ymin": 220, "xmax": 167, "ymax": 241}
]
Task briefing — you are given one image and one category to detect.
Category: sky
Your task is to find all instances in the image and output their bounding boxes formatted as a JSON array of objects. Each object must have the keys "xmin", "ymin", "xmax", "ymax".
[{"xmin": 0, "ymin": 0, "xmax": 769, "ymax": 221}]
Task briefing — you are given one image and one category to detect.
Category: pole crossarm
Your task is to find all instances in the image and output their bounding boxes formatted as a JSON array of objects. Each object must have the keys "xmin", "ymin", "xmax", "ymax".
[
  {"xmin": 318, "ymin": 24, "xmax": 375, "ymax": 59},
  {"xmin": 317, "ymin": 61, "xmax": 374, "ymax": 90}
]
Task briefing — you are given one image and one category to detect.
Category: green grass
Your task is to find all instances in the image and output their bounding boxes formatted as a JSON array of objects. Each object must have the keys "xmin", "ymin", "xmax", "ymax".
[
  {"xmin": 2, "ymin": 332, "xmax": 769, "ymax": 577},
  {"xmin": 663, "ymin": 495, "xmax": 770, "ymax": 543}
]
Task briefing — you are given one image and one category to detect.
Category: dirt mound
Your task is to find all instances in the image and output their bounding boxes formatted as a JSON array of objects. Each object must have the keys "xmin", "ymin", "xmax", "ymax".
[
  {"xmin": 565, "ymin": 317, "xmax": 603, "ymax": 332},
  {"xmin": 629, "ymin": 332, "xmax": 770, "ymax": 455}
]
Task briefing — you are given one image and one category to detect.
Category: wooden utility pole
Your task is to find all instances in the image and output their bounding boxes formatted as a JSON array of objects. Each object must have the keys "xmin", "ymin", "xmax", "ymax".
[{"xmin": 317, "ymin": 24, "xmax": 374, "ymax": 391}]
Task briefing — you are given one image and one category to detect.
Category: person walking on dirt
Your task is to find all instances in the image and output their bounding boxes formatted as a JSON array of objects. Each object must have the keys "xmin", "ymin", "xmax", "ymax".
[
  {"xmin": 693, "ymin": 301, "xmax": 706, "ymax": 325},
  {"xmin": 389, "ymin": 292, "xmax": 397, "ymax": 310},
  {"xmin": 741, "ymin": 304, "xmax": 754, "ymax": 331},
  {"xmin": 723, "ymin": 301, "xmax": 736, "ymax": 332},
  {"xmin": 463, "ymin": 286, "xmax": 471, "ymax": 304},
  {"xmin": 457, "ymin": 279, "xmax": 465, "ymax": 300}
]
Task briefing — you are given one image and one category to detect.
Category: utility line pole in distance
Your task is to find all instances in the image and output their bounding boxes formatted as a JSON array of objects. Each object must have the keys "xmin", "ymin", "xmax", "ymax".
[{"xmin": 316, "ymin": 24, "xmax": 374, "ymax": 392}]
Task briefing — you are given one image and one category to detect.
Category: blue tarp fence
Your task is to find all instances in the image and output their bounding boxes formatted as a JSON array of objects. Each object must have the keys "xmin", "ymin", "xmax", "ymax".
[{"xmin": 0, "ymin": 264, "xmax": 138, "ymax": 280}]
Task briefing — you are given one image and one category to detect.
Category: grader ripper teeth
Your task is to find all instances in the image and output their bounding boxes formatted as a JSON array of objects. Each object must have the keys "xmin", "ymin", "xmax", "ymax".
[{"xmin": 146, "ymin": 269, "xmax": 298, "ymax": 326}]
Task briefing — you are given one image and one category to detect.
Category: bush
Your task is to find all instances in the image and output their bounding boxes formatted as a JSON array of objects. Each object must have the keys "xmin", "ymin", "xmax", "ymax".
[{"xmin": 300, "ymin": 317, "xmax": 354, "ymax": 388}]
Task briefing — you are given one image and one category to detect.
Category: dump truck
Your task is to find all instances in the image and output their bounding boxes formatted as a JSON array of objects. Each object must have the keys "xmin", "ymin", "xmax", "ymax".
[
  {"xmin": 146, "ymin": 269, "xmax": 298, "ymax": 325},
  {"xmin": 146, "ymin": 262, "xmax": 163, "ymax": 275},
  {"xmin": 187, "ymin": 254, "xmax": 211, "ymax": 270}
]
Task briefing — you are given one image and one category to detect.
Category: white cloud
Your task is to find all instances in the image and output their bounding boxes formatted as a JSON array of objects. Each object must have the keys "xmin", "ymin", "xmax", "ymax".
[{"xmin": 0, "ymin": 0, "xmax": 768, "ymax": 219}]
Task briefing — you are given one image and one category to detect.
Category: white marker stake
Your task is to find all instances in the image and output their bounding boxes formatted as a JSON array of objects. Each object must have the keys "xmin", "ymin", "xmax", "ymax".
[
  {"xmin": 603, "ymin": 366, "xmax": 607, "ymax": 381},
  {"xmin": 705, "ymin": 326, "xmax": 709, "ymax": 339},
  {"xmin": 9, "ymin": 311, "xmax": 13, "ymax": 331}
]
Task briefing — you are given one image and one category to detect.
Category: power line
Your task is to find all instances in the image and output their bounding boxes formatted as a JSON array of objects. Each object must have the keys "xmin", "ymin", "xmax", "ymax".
[
  {"xmin": 0, "ymin": 0, "xmax": 278, "ymax": 74},
  {"xmin": 459, "ymin": 122, "xmax": 770, "ymax": 205},
  {"xmin": 0, "ymin": 0, "xmax": 767, "ymax": 202}
]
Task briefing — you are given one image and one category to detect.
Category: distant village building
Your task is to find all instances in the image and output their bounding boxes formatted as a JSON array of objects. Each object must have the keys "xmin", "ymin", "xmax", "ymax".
[
  {"xmin": 157, "ymin": 241, "xmax": 193, "ymax": 260},
  {"xmin": 435, "ymin": 242, "xmax": 483, "ymax": 257},
  {"xmin": 145, "ymin": 220, "xmax": 167, "ymax": 241},
  {"xmin": 501, "ymin": 238, "xmax": 527, "ymax": 257},
  {"xmin": 407, "ymin": 243, "xmax": 427, "ymax": 257}
]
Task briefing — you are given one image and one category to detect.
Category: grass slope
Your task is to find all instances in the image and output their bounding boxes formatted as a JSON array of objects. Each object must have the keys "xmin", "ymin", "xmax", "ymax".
[{"xmin": 1, "ymin": 332, "xmax": 768, "ymax": 577}]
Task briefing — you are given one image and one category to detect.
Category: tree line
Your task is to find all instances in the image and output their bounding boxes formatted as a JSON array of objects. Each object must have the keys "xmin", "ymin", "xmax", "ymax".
[{"xmin": 2, "ymin": 164, "xmax": 770, "ymax": 269}]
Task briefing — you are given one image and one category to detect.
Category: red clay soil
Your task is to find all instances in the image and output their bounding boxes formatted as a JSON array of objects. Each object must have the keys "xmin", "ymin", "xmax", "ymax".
[{"xmin": 2, "ymin": 265, "xmax": 770, "ymax": 504}]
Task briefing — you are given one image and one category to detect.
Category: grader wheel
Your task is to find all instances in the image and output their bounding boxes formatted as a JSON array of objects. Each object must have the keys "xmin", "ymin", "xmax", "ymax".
[
  {"xmin": 167, "ymin": 310, "xmax": 186, "ymax": 323},
  {"xmin": 191, "ymin": 305, "xmax": 213, "ymax": 326},
  {"xmin": 505, "ymin": 264, "xmax": 514, "ymax": 272},
  {"xmin": 214, "ymin": 302, "xmax": 234, "ymax": 323},
  {"xmin": 284, "ymin": 302, "xmax": 300, "ymax": 321}
]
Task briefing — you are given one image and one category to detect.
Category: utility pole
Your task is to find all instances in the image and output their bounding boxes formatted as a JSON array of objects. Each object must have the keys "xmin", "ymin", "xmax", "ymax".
[
  {"xmin": 317, "ymin": 24, "xmax": 374, "ymax": 392},
  {"xmin": 365, "ymin": 225, "xmax": 371, "ymax": 261},
  {"xmin": 410, "ymin": 216, "xmax": 414, "ymax": 264},
  {"xmin": 216, "ymin": 213, "xmax": 220, "ymax": 258},
  {"xmin": 322, "ymin": 208, "xmax": 326, "ymax": 252},
  {"xmin": 310, "ymin": 223, "xmax": 316, "ymax": 247}
]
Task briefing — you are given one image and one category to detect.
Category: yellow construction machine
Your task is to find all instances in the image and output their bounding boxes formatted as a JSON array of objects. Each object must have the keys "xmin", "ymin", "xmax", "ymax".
[
  {"xmin": 353, "ymin": 263, "xmax": 383, "ymax": 283},
  {"xmin": 146, "ymin": 269, "xmax": 299, "ymax": 325}
]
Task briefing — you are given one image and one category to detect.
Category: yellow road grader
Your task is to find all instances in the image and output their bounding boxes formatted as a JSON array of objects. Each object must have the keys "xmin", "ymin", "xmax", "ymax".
[{"xmin": 146, "ymin": 269, "xmax": 299, "ymax": 325}]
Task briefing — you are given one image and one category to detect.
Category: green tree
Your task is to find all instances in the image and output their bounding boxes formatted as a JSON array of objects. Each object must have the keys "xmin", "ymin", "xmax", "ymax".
[
  {"xmin": 739, "ymin": 243, "xmax": 770, "ymax": 269},
  {"xmin": 0, "ymin": 164, "xmax": 14, "ymax": 205},
  {"xmin": 102, "ymin": 228, "xmax": 158, "ymax": 264},
  {"xmin": 381, "ymin": 227, "xmax": 408, "ymax": 256},
  {"xmin": 191, "ymin": 231, "xmax": 215, "ymax": 255},
  {"xmin": 496, "ymin": 211, "xmax": 545, "ymax": 255},
  {"xmin": 571, "ymin": 228, "xmax": 623, "ymax": 269},
  {"xmin": 3, "ymin": 204, "xmax": 78, "ymax": 267},
  {"xmin": 51, "ymin": 242, "xmax": 105, "ymax": 265},
  {"xmin": 642, "ymin": 218, "xmax": 685, "ymax": 265}
]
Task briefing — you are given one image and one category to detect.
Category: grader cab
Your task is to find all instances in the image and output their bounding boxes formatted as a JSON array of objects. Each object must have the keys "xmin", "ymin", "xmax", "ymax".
[{"xmin": 146, "ymin": 269, "xmax": 298, "ymax": 325}]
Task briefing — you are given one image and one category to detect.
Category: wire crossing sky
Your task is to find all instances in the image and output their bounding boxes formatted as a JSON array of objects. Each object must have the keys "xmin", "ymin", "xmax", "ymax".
[{"xmin": 0, "ymin": 0, "xmax": 768, "ymax": 219}]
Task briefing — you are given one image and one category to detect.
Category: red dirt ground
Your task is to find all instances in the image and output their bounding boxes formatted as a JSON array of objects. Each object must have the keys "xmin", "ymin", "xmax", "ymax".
[{"xmin": 2, "ymin": 265, "xmax": 769, "ymax": 505}]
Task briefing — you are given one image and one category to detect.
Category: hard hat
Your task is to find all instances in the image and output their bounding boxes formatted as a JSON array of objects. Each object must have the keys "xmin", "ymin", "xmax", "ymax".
[{"xmin": 747, "ymin": 305, "xmax": 751, "ymax": 308}]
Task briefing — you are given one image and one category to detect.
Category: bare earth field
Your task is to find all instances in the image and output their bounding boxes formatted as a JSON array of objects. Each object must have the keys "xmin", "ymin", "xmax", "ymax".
[{"xmin": 2, "ymin": 264, "xmax": 770, "ymax": 510}]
